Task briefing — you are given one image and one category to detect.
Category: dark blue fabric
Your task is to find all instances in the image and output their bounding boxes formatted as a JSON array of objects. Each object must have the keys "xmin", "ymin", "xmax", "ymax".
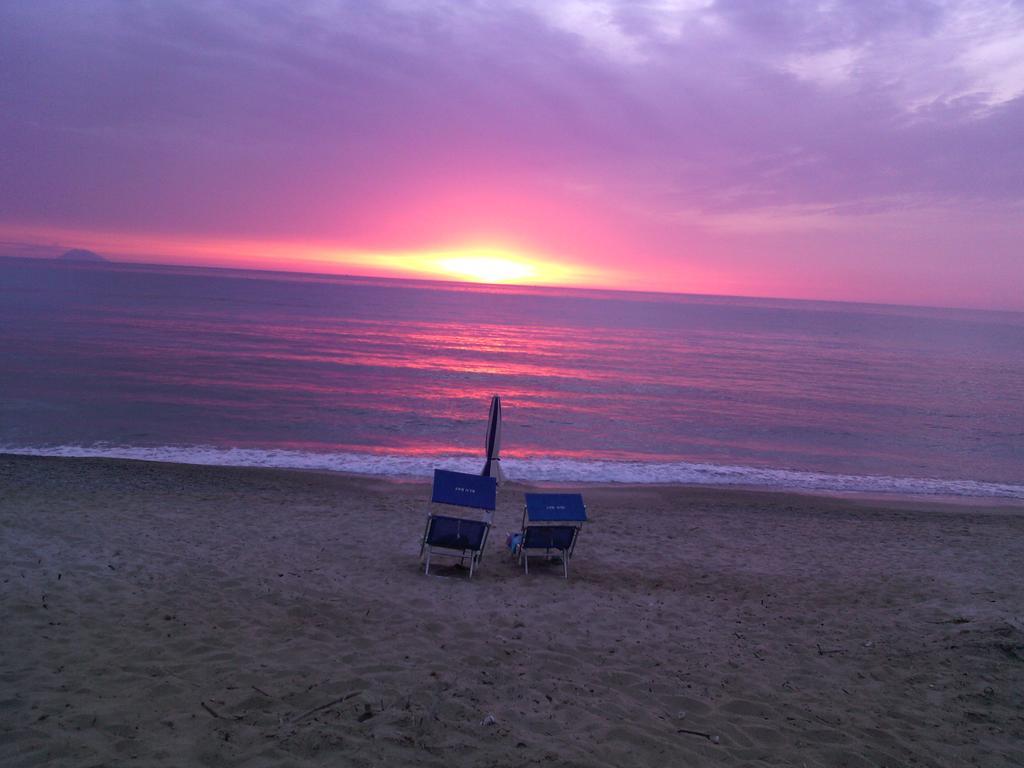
[
  {"xmin": 432, "ymin": 469, "xmax": 497, "ymax": 510},
  {"xmin": 482, "ymin": 395, "xmax": 501, "ymax": 478},
  {"xmin": 426, "ymin": 515, "xmax": 488, "ymax": 551},
  {"xmin": 524, "ymin": 493, "xmax": 586, "ymax": 521},
  {"xmin": 522, "ymin": 525, "xmax": 577, "ymax": 550}
]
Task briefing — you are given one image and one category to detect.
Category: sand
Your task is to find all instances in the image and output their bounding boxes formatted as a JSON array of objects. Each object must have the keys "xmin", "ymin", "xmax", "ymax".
[{"xmin": 1, "ymin": 454, "xmax": 1022, "ymax": 767}]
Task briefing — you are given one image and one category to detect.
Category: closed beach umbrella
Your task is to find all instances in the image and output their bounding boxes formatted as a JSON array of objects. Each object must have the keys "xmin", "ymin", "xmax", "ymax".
[{"xmin": 481, "ymin": 395, "xmax": 504, "ymax": 483}]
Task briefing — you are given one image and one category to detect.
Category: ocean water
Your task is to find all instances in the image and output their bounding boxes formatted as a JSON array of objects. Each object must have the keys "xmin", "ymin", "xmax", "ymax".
[{"xmin": 1, "ymin": 257, "xmax": 1022, "ymax": 498}]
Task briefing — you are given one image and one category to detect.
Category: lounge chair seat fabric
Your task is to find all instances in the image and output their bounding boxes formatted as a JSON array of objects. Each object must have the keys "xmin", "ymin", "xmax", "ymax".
[
  {"xmin": 521, "ymin": 525, "xmax": 577, "ymax": 551},
  {"xmin": 426, "ymin": 515, "xmax": 488, "ymax": 551}
]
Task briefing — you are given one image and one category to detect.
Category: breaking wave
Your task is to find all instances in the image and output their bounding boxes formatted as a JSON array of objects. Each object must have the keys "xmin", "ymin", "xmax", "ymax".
[{"xmin": 3, "ymin": 443, "xmax": 1023, "ymax": 500}]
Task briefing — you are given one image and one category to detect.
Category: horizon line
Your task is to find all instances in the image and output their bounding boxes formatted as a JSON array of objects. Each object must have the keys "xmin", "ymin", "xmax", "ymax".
[{"xmin": 3, "ymin": 252, "xmax": 1021, "ymax": 318}]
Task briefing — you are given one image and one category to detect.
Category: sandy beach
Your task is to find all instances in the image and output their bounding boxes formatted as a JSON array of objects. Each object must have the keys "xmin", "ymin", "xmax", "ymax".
[{"xmin": 1, "ymin": 454, "xmax": 1022, "ymax": 767}]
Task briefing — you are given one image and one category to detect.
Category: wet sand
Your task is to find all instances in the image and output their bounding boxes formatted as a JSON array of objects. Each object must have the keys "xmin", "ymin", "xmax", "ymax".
[{"xmin": 1, "ymin": 454, "xmax": 1022, "ymax": 767}]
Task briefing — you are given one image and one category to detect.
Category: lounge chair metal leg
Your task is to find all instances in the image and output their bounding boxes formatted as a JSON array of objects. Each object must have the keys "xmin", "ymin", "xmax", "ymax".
[
  {"xmin": 563, "ymin": 554, "xmax": 568, "ymax": 580},
  {"xmin": 524, "ymin": 552, "xmax": 528, "ymax": 574},
  {"xmin": 424, "ymin": 548, "xmax": 431, "ymax": 575}
]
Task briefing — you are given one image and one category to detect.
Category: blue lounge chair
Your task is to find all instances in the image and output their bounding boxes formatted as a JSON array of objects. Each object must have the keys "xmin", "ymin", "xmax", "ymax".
[
  {"xmin": 516, "ymin": 493, "xmax": 587, "ymax": 579},
  {"xmin": 420, "ymin": 469, "xmax": 497, "ymax": 579}
]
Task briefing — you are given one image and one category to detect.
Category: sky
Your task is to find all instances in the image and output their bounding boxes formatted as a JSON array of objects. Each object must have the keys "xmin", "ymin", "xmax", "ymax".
[{"xmin": 1, "ymin": 0, "xmax": 1023, "ymax": 309}]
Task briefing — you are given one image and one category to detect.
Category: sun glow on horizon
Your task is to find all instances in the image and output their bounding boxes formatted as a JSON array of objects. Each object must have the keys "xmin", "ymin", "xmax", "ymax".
[
  {"xmin": 0, "ymin": 223, "xmax": 613, "ymax": 291},
  {"xmin": 368, "ymin": 244, "xmax": 598, "ymax": 288},
  {"xmin": 435, "ymin": 254, "xmax": 536, "ymax": 284}
]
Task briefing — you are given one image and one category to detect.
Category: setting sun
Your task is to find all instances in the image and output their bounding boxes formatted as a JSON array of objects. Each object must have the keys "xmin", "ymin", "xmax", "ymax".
[
  {"xmin": 435, "ymin": 254, "xmax": 536, "ymax": 284},
  {"xmin": 353, "ymin": 245, "xmax": 601, "ymax": 287}
]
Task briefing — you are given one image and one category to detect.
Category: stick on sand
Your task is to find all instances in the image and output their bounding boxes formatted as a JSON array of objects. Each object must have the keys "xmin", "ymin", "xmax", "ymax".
[
  {"xmin": 677, "ymin": 728, "xmax": 720, "ymax": 743},
  {"xmin": 292, "ymin": 691, "xmax": 360, "ymax": 723}
]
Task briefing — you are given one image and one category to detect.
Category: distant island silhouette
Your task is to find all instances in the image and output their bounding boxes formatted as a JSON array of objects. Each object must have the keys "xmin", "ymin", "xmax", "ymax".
[{"xmin": 58, "ymin": 248, "xmax": 108, "ymax": 262}]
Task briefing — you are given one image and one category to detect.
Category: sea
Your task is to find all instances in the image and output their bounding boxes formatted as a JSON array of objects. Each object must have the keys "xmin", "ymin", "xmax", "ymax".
[{"xmin": 1, "ymin": 257, "xmax": 1022, "ymax": 499}]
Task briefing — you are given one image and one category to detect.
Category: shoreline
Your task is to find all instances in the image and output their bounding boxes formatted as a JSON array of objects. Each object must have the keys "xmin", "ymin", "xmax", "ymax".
[{"xmin": 3, "ymin": 450, "xmax": 1022, "ymax": 510}]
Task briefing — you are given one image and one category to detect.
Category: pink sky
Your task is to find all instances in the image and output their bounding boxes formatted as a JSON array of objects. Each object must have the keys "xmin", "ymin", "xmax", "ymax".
[{"xmin": 1, "ymin": 1, "xmax": 1023, "ymax": 309}]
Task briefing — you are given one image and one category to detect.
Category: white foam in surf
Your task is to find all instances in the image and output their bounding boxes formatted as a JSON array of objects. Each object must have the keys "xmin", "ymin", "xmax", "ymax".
[{"xmin": 2, "ymin": 443, "xmax": 1023, "ymax": 499}]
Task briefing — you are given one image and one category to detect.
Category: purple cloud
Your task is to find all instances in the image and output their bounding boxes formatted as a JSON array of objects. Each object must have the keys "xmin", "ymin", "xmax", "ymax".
[{"xmin": 1, "ymin": 1, "xmax": 1022, "ymax": 307}]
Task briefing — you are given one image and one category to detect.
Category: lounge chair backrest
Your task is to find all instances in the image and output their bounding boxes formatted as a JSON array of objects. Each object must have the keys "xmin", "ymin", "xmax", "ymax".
[
  {"xmin": 432, "ymin": 469, "xmax": 497, "ymax": 511},
  {"xmin": 524, "ymin": 493, "xmax": 587, "ymax": 522}
]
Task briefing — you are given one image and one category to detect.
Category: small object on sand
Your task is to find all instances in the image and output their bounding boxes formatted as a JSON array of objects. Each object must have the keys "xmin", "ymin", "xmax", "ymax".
[
  {"xmin": 481, "ymin": 713, "xmax": 497, "ymax": 726},
  {"xmin": 677, "ymin": 710, "xmax": 687, "ymax": 719},
  {"xmin": 816, "ymin": 643, "xmax": 845, "ymax": 656},
  {"xmin": 201, "ymin": 701, "xmax": 225, "ymax": 720},
  {"xmin": 677, "ymin": 727, "xmax": 719, "ymax": 744},
  {"xmin": 291, "ymin": 691, "xmax": 360, "ymax": 723}
]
